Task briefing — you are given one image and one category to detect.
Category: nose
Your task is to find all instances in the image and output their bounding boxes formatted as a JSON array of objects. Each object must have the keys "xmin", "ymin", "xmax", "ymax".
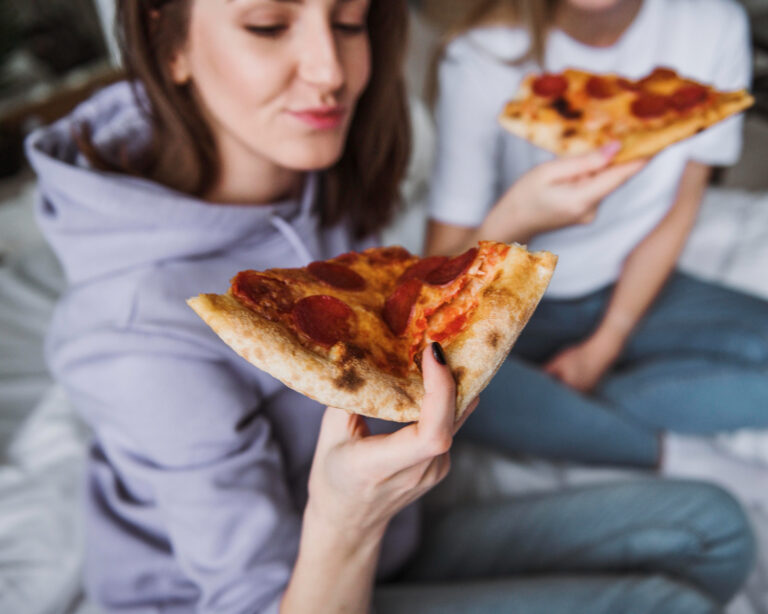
[{"xmin": 298, "ymin": 21, "xmax": 345, "ymax": 93}]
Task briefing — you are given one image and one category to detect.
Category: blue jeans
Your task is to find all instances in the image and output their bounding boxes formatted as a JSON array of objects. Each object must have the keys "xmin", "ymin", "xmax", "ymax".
[
  {"xmin": 376, "ymin": 480, "xmax": 754, "ymax": 613},
  {"xmin": 460, "ymin": 272, "xmax": 768, "ymax": 467}
]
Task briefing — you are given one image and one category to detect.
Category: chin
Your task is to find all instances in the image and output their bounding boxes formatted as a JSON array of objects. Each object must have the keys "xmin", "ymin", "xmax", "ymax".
[
  {"xmin": 568, "ymin": 0, "xmax": 622, "ymax": 9},
  {"xmin": 276, "ymin": 135, "xmax": 348, "ymax": 171}
]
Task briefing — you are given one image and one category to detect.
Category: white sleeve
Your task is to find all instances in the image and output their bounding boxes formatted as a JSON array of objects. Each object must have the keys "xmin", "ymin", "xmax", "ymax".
[
  {"xmin": 687, "ymin": 3, "xmax": 752, "ymax": 166},
  {"xmin": 427, "ymin": 44, "xmax": 509, "ymax": 227}
]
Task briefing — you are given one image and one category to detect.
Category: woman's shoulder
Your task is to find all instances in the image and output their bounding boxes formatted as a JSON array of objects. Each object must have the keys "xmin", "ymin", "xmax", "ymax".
[{"xmin": 443, "ymin": 25, "xmax": 532, "ymax": 69}]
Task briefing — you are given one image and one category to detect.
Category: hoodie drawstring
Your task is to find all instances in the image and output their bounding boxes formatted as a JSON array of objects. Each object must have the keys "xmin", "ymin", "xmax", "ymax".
[{"xmin": 268, "ymin": 173, "xmax": 318, "ymax": 265}]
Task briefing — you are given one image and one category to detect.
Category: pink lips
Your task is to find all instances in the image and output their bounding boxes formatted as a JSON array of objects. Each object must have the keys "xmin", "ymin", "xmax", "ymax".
[{"xmin": 288, "ymin": 106, "xmax": 347, "ymax": 130}]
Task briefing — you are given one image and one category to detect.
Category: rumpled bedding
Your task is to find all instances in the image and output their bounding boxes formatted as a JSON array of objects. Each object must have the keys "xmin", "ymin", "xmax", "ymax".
[{"xmin": 1, "ymin": 180, "xmax": 767, "ymax": 613}]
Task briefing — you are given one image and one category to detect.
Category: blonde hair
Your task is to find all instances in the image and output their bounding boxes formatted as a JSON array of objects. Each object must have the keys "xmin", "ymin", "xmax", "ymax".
[{"xmin": 427, "ymin": 0, "xmax": 559, "ymax": 103}]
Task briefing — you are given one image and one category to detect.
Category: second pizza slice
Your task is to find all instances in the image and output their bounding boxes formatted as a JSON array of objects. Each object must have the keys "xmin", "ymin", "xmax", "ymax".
[{"xmin": 499, "ymin": 67, "xmax": 753, "ymax": 163}]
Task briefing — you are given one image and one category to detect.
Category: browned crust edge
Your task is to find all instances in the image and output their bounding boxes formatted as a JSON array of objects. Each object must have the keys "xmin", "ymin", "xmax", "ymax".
[
  {"xmin": 187, "ymin": 245, "xmax": 556, "ymax": 423},
  {"xmin": 498, "ymin": 91, "xmax": 754, "ymax": 162},
  {"xmin": 447, "ymin": 246, "xmax": 557, "ymax": 413},
  {"xmin": 613, "ymin": 92, "xmax": 754, "ymax": 162}
]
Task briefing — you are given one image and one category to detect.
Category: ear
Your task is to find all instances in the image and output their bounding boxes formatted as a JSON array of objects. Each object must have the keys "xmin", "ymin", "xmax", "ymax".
[{"xmin": 169, "ymin": 48, "xmax": 192, "ymax": 85}]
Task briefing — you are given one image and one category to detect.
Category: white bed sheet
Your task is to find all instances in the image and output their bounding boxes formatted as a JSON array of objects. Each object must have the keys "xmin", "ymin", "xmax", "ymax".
[{"xmin": 1, "ymin": 182, "xmax": 767, "ymax": 614}]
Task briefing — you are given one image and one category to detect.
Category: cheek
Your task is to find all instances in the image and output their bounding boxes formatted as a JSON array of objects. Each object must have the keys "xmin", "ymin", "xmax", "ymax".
[
  {"xmin": 567, "ymin": 0, "xmax": 623, "ymax": 9},
  {"xmin": 186, "ymin": 18, "xmax": 288, "ymax": 132}
]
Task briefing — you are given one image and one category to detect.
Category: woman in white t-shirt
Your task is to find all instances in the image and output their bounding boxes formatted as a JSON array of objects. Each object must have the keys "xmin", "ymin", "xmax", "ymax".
[{"xmin": 427, "ymin": 0, "xmax": 768, "ymax": 493}]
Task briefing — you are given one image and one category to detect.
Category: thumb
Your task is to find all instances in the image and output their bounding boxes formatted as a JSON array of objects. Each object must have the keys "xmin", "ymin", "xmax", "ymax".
[
  {"xmin": 417, "ymin": 342, "xmax": 457, "ymax": 450},
  {"xmin": 542, "ymin": 142, "xmax": 620, "ymax": 182}
]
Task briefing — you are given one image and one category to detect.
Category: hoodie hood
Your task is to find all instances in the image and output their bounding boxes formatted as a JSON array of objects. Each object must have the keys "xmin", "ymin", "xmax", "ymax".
[{"xmin": 25, "ymin": 81, "xmax": 320, "ymax": 285}]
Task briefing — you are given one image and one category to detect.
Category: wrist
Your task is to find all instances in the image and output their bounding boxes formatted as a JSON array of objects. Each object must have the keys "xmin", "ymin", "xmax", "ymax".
[
  {"xmin": 588, "ymin": 325, "xmax": 627, "ymax": 360},
  {"xmin": 303, "ymin": 498, "xmax": 387, "ymax": 558},
  {"xmin": 599, "ymin": 309, "xmax": 637, "ymax": 340}
]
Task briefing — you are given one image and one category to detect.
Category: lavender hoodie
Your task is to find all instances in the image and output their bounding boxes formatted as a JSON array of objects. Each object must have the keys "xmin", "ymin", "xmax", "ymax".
[{"xmin": 25, "ymin": 82, "xmax": 419, "ymax": 613}]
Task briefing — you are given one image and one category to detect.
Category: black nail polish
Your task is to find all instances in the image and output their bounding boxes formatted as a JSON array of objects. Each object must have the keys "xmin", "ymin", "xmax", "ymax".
[{"xmin": 431, "ymin": 341, "xmax": 447, "ymax": 365}]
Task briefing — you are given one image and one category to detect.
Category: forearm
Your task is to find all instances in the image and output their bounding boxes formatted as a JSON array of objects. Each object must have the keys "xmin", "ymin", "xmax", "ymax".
[
  {"xmin": 281, "ymin": 502, "xmax": 384, "ymax": 614},
  {"xmin": 594, "ymin": 224, "xmax": 685, "ymax": 348},
  {"xmin": 593, "ymin": 162, "xmax": 711, "ymax": 346}
]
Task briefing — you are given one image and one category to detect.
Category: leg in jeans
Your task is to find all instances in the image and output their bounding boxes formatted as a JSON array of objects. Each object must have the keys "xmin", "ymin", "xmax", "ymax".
[
  {"xmin": 461, "ymin": 272, "xmax": 768, "ymax": 465},
  {"xmin": 374, "ymin": 480, "xmax": 754, "ymax": 614},
  {"xmin": 459, "ymin": 357, "xmax": 660, "ymax": 466},
  {"xmin": 460, "ymin": 284, "xmax": 661, "ymax": 467},
  {"xmin": 599, "ymin": 272, "xmax": 768, "ymax": 432}
]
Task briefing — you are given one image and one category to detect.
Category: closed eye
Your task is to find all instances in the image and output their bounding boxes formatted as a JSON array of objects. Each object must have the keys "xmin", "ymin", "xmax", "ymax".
[
  {"xmin": 245, "ymin": 24, "xmax": 288, "ymax": 37},
  {"xmin": 334, "ymin": 22, "xmax": 366, "ymax": 35}
]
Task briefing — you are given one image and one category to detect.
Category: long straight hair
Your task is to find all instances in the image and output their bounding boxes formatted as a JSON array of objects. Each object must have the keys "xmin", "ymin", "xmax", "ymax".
[
  {"xmin": 427, "ymin": 0, "xmax": 559, "ymax": 103},
  {"xmin": 78, "ymin": 0, "xmax": 411, "ymax": 240}
]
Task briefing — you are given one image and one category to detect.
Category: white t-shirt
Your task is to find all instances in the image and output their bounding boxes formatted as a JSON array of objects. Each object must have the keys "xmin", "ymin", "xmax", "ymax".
[{"xmin": 428, "ymin": 0, "xmax": 751, "ymax": 298}]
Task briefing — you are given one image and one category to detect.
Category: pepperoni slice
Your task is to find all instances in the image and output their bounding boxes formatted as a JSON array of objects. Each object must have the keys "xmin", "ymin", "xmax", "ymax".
[
  {"xmin": 384, "ymin": 279, "xmax": 422, "ymax": 336},
  {"xmin": 232, "ymin": 272, "xmax": 294, "ymax": 315},
  {"xmin": 617, "ymin": 78, "xmax": 641, "ymax": 92},
  {"xmin": 334, "ymin": 252, "xmax": 359, "ymax": 265},
  {"xmin": 425, "ymin": 248, "xmax": 478, "ymax": 286},
  {"xmin": 585, "ymin": 76, "xmax": 615, "ymax": 99},
  {"xmin": 292, "ymin": 295, "xmax": 354, "ymax": 347},
  {"xmin": 308, "ymin": 261, "xmax": 365, "ymax": 290},
  {"xmin": 631, "ymin": 93, "xmax": 669, "ymax": 119},
  {"xmin": 670, "ymin": 84, "xmax": 708, "ymax": 111},
  {"xmin": 399, "ymin": 256, "xmax": 448, "ymax": 283},
  {"xmin": 532, "ymin": 74, "xmax": 568, "ymax": 98},
  {"xmin": 367, "ymin": 246, "xmax": 413, "ymax": 265}
]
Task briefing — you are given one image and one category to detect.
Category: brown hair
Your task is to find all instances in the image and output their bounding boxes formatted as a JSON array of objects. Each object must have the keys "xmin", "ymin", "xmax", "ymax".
[
  {"xmin": 79, "ymin": 0, "xmax": 410, "ymax": 240},
  {"xmin": 426, "ymin": 0, "xmax": 558, "ymax": 104}
]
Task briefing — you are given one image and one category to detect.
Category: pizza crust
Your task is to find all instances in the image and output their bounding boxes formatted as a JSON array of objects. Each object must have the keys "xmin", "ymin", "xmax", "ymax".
[
  {"xmin": 188, "ymin": 293, "xmax": 425, "ymax": 422},
  {"xmin": 447, "ymin": 247, "xmax": 556, "ymax": 414},
  {"xmin": 613, "ymin": 92, "xmax": 754, "ymax": 163},
  {"xmin": 499, "ymin": 70, "xmax": 754, "ymax": 163},
  {"xmin": 188, "ymin": 245, "xmax": 556, "ymax": 423}
]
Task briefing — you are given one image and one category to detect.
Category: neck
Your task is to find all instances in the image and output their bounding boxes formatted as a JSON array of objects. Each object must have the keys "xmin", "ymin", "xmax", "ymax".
[
  {"xmin": 555, "ymin": 0, "xmax": 644, "ymax": 47},
  {"xmin": 205, "ymin": 130, "xmax": 303, "ymax": 206}
]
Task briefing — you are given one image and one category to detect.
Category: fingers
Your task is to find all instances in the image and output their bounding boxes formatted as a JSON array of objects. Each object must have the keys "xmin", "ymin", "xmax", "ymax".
[
  {"xmin": 315, "ymin": 406, "xmax": 369, "ymax": 456},
  {"xmin": 347, "ymin": 343, "xmax": 457, "ymax": 473},
  {"xmin": 416, "ymin": 342, "xmax": 457, "ymax": 454},
  {"xmin": 578, "ymin": 159, "xmax": 646, "ymax": 202},
  {"xmin": 541, "ymin": 142, "xmax": 620, "ymax": 182}
]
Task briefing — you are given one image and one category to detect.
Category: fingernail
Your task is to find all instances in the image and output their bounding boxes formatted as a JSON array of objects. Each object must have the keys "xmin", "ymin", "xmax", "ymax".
[
  {"xmin": 600, "ymin": 141, "xmax": 621, "ymax": 158},
  {"xmin": 431, "ymin": 341, "xmax": 447, "ymax": 365}
]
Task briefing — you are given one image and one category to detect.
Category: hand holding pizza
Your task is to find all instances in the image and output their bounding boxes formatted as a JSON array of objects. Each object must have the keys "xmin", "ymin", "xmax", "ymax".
[
  {"xmin": 305, "ymin": 343, "xmax": 478, "ymax": 540},
  {"xmin": 482, "ymin": 144, "xmax": 646, "ymax": 244}
]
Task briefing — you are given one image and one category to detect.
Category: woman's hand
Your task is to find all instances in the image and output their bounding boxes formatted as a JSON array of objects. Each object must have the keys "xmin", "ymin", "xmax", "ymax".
[
  {"xmin": 481, "ymin": 144, "xmax": 647, "ymax": 244},
  {"xmin": 306, "ymin": 343, "xmax": 478, "ymax": 541},
  {"xmin": 543, "ymin": 331, "xmax": 624, "ymax": 393},
  {"xmin": 282, "ymin": 344, "xmax": 478, "ymax": 613}
]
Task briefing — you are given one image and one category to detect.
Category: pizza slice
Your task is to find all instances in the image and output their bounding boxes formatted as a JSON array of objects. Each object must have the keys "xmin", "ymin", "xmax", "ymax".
[
  {"xmin": 188, "ymin": 242, "xmax": 556, "ymax": 422},
  {"xmin": 499, "ymin": 67, "xmax": 754, "ymax": 163}
]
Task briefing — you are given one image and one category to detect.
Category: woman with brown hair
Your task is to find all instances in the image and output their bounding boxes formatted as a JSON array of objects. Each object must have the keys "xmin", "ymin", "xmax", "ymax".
[{"xmin": 25, "ymin": 0, "xmax": 753, "ymax": 612}]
